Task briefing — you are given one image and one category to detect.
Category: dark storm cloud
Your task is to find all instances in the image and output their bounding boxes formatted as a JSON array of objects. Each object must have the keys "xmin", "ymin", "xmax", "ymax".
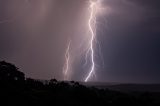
[
  {"xmin": 0, "ymin": 0, "xmax": 160, "ymax": 83},
  {"xmin": 99, "ymin": 0, "xmax": 160, "ymax": 83}
]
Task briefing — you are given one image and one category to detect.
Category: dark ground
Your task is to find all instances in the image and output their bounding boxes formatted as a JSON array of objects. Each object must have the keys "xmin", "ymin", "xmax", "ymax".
[{"xmin": 0, "ymin": 61, "xmax": 160, "ymax": 106}]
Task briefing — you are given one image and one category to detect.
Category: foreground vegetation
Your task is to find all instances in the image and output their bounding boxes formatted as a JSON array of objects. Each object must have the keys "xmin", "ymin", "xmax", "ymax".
[{"xmin": 0, "ymin": 61, "xmax": 160, "ymax": 105}]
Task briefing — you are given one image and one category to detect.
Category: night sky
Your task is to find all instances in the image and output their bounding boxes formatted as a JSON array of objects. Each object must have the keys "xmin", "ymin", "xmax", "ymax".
[{"xmin": 0, "ymin": 0, "xmax": 160, "ymax": 83}]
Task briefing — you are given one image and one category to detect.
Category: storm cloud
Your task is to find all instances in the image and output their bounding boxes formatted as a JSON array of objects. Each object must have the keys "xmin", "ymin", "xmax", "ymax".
[{"xmin": 0, "ymin": 0, "xmax": 160, "ymax": 83}]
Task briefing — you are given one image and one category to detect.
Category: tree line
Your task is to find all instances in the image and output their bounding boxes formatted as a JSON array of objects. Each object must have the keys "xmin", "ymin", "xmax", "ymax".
[{"xmin": 0, "ymin": 61, "xmax": 160, "ymax": 106}]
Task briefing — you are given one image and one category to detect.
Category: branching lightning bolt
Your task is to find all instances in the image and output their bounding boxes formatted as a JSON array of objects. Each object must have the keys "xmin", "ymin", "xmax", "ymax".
[
  {"xmin": 63, "ymin": 40, "xmax": 71, "ymax": 80},
  {"xmin": 85, "ymin": 0, "xmax": 101, "ymax": 82}
]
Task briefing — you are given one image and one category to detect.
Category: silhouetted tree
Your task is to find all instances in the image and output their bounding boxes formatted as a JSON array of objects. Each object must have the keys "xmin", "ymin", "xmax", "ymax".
[
  {"xmin": 49, "ymin": 78, "xmax": 57, "ymax": 85},
  {"xmin": 0, "ymin": 61, "xmax": 25, "ymax": 81}
]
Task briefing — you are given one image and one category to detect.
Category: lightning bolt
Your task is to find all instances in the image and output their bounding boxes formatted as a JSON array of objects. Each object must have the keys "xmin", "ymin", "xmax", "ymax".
[
  {"xmin": 85, "ymin": 0, "xmax": 101, "ymax": 82},
  {"xmin": 63, "ymin": 40, "xmax": 71, "ymax": 80}
]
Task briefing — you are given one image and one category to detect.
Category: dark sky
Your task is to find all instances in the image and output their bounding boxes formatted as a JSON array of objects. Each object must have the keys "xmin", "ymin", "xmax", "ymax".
[{"xmin": 0, "ymin": 0, "xmax": 160, "ymax": 83}]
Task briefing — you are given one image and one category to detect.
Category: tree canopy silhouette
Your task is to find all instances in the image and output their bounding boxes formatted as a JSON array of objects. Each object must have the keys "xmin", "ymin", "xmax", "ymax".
[
  {"xmin": 0, "ymin": 61, "xmax": 160, "ymax": 106},
  {"xmin": 0, "ymin": 61, "xmax": 25, "ymax": 81}
]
